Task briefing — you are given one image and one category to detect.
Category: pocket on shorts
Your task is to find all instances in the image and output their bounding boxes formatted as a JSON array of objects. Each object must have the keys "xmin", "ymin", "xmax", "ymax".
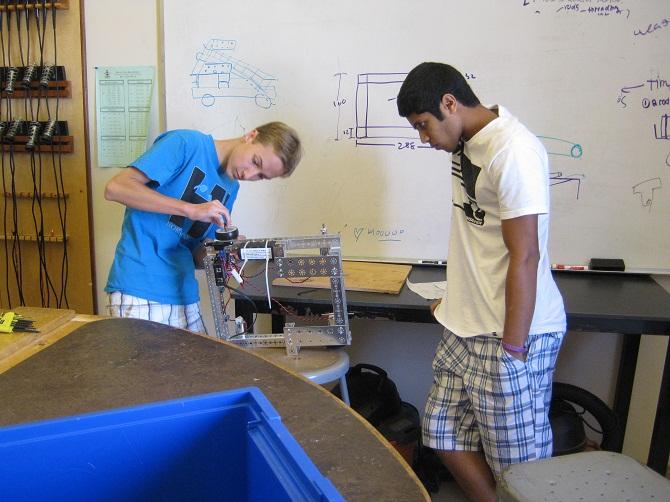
[
  {"xmin": 527, "ymin": 331, "xmax": 564, "ymax": 391},
  {"xmin": 491, "ymin": 342, "xmax": 530, "ymax": 398},
  {"xmin": 497, "ymin": 341, "xmax": 527, "ymax": 373}
]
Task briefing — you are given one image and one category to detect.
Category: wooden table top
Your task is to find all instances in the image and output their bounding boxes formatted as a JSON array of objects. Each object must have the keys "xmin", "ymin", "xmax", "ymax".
[{"xmin": 0, "ymin": 314, "xmax": 428, "ymax": 501}]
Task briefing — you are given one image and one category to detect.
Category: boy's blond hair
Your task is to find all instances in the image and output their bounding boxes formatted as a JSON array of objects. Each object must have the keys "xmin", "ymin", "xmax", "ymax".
[{"xmin": 255, "ymin": 122, "xmax": 303, "ymax": 177}]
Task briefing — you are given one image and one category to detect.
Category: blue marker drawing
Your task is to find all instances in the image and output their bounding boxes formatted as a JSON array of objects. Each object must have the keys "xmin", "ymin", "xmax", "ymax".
[
  {"xmin": 654, "ymin": 114, "xmax": 669, "ymax": 140},
  {"xmin": 634, "ymin": 15, "xmax": 670, "ymax": 37},
  {"xmin": 191, "ymin": 39, "xmax": 277, "ymax": 108},
  {"xmin": 617, "ymin": 83, "xmax": 645, "ymax": 108},
  {"xmin": 555, "ymin": 2, "xmax": 630, "ymax": 18}
]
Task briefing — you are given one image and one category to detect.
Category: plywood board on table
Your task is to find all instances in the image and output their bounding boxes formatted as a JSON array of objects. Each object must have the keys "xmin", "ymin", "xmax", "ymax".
[{"xmin": 273, "ymin": 261, "xmax": 411, "ymax": 294}]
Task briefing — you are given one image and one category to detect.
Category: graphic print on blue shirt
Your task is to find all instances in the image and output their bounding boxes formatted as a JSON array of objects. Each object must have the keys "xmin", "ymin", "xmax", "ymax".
[
  {"xmin": 169, "ymin": 166, "xmax": 231, "ymax": 239},
  {"xmin": 452, "ymin": 151, "xmax": 485, "ymax": 226}
]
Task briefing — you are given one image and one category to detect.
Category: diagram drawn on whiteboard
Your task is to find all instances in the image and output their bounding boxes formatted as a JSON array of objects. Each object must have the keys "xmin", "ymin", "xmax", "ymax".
[
  {"xmin": 333, "ymin": 72, "xmax": 585, "ymax": 199},
  {"xmin": 538, "ymin": 136, "xmax": 583, "ymax": 159},
  {"xmin": 352, "ymin": 72, "xmax": 428, "ymax": 149},
  {"xmin": 191, "ymin": 39, "xmax": 277, "ymax": 108},
  {"xmin": 549, "ymin": 171, "xmax": 585, "ymax": 198},
  {"xmin": 539, "ymin": 136, "xmax": 585, "ymax": 199},
  {"xmin": 633, "ymin": 177, "xmax": 662, "ymax": 211}
]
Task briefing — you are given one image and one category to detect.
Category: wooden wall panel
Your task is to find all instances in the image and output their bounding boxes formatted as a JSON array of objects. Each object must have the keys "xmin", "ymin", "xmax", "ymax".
[{"xmin": 0, "ymin": 0, "xmax": 93, "ymax": 313}]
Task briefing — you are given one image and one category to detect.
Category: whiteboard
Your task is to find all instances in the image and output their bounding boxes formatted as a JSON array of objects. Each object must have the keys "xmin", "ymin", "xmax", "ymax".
[{"xmin": 162, "ymin": 0, "xmax": 670, "ymax": 272}]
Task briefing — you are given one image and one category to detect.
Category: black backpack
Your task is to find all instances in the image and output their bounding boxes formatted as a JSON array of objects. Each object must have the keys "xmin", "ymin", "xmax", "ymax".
[{"xmin": 340, "ymin": 363, "xmax": 402, "ymax": 426}]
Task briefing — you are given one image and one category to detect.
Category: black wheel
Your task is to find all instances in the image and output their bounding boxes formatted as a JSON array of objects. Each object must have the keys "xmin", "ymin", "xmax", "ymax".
[{"xmin": 551, "ymin": 382, "xmax": 623, "ymax": 452}]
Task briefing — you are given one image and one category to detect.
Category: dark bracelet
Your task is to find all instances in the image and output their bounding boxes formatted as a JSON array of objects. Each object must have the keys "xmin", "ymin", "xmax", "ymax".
[{"xmin": 502, "ymin": 341, "xmax": 527, "ymax": 353}]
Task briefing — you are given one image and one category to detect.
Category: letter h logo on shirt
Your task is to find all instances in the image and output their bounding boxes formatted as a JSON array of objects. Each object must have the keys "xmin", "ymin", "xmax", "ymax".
[{"xmin": 170, "ymin": 167, "xmax": 230, "ymax": 239}]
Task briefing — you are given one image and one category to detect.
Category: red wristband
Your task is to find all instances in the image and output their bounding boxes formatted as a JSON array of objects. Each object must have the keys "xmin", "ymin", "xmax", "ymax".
[{"xmin": 502, "ymin": 341, "xmax": 527, "ymax": 353}]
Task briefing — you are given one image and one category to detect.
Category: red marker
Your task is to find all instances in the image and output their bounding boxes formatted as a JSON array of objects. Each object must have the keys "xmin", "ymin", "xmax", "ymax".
[{"xmin": 552, "ymin": 264, "xmax": 589, "ymax": 271}]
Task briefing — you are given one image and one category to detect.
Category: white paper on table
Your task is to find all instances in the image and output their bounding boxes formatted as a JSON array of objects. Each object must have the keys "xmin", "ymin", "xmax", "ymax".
[{"xmin": 406, "ymin": 280, "xmax": 447, "ymax": 300}]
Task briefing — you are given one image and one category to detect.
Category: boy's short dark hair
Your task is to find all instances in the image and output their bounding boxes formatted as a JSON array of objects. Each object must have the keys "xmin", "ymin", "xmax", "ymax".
[{"xmin": 397, "ymin": 62, "xmax": 481, "ymax": 119}]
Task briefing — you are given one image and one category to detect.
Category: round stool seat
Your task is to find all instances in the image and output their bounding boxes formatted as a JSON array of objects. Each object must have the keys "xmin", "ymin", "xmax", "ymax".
[
  {"xmin": 498, "ymin": 451, "xmax": 670, "ymax": 501},
  {"xmin": 249, "ymin": 347, "xmax": 350, "ymax": 404}
]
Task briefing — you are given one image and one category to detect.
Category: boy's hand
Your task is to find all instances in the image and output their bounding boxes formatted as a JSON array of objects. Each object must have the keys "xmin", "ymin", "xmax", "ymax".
[{"xmin": 188, "ymin": 200, "xmax": 232, "ymax": 227}]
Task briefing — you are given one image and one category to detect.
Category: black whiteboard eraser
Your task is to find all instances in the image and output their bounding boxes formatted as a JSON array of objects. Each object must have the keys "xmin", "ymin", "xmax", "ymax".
[{"xmin": 589, "ymin": 258, "xmax": 625, "ymax": 271}]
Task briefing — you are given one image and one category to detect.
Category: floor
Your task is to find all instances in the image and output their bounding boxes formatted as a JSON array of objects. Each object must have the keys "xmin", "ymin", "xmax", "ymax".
[{"xmin": 430, "ymin": 480, "xmax": 468, "ymax": 501}]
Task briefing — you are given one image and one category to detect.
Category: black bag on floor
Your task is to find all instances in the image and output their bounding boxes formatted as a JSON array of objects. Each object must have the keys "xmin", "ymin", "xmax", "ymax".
[
  {"xmin": 336, "ymin": 363, "xmax": 402, "ymax": 426},
  {"xmin": 378, "ymin": 401, "xmax": 421, "ymax": 465}
]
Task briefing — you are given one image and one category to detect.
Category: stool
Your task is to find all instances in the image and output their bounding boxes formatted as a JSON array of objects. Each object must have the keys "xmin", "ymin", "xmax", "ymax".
[
  {"xmin": 497, "ymin": 451, "xmax": 670, "ymax": 502},
  {"xmin": 249, "ymin": 347, "xmax": 350, "ymax": 405}
]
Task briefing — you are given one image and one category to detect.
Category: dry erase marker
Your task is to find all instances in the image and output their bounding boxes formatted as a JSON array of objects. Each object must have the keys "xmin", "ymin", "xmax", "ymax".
[
  {"xmin": 420, "ymin": 260, "xmax": 445, "ymax": 265},
  {"xmin": 552, "ymin": 264, "xmax": 588, "ymax": 271}
]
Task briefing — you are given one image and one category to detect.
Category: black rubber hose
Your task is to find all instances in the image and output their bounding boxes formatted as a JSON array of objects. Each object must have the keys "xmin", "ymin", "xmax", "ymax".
[{"xmin": 552, "ymin": 382, "xmax": 623, "ymax": 452}]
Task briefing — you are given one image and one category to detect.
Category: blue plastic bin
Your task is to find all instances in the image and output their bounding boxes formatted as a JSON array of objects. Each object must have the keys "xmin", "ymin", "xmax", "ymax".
[{"xmin": 0, "ymin": 387, "xmax": 343, "ymax": 501}]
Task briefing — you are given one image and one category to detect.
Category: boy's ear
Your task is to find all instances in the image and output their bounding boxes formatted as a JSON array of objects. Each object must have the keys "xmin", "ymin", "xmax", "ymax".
[
  {"xmin": 243, "ymin": 129, "xmax": 259, "ymax": 143},
  {"xmin": 440, "ymin": 93, "xmax": 457, "ymax": 114}
]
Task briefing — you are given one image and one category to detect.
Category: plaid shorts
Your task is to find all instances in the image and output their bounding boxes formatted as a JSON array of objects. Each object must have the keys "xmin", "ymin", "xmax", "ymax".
[
  {"xmin": 423, "ymin": 329, "xmax": 564, "ymax": 479},
  {"xmin": 107, "ymin": 291, "xmax": 207, "ymax": 334}
]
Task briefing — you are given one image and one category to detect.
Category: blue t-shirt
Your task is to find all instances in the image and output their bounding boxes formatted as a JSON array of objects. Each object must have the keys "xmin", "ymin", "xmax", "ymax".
[{"xmin": 105, "ymin": 130, "xmax": 239, "ymax": 304}]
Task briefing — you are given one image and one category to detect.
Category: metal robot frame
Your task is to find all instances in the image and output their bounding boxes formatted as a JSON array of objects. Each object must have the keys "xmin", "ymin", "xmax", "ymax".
[{"xmin": 204, "ymin": 233, "xmax": 351, "ymax": 356}]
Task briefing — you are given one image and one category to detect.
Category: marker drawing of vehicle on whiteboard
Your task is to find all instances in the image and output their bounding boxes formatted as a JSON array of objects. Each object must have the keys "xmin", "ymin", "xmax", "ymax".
[{"xmin": 191, "ymin": 39, "xmax": 277, "ymax": 108}]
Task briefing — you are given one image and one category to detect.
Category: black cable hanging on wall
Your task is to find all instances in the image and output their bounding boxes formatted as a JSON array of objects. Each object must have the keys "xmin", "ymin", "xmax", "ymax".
[
  {"xmin": 27, "ymin": 0, "xmax": 60, "ymax": 307},
  {"xmin": 0, "ymin": 3, "xmax": 10, "ymax": 308},
  {"xmin": 2, "ymin": 2, "xmax": 26, "ymax": 307},
  {"xmin": 51, "ymin": 0, "xmax": 68, "ymax": 308},
  {"xmin": 0, "ymin": 0, "xmax": 68, "ymax": 308}
]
